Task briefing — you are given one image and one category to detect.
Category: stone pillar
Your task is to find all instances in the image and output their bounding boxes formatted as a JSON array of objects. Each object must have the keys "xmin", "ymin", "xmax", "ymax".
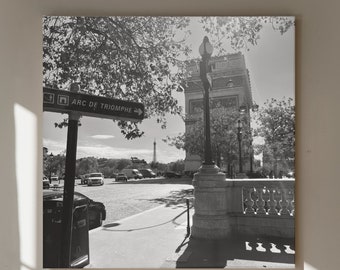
[{"xmin": 191, "ymin": 164, "xmax": 231, "ymax": 239}]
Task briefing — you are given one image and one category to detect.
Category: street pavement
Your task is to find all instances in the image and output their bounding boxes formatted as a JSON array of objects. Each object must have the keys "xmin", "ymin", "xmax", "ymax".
[{"xmin": 85, "ymin": 204, "xmax": 295, "ymax": 268}]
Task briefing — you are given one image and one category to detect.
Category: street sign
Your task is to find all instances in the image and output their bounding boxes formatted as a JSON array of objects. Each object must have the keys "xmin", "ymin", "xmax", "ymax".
[
  {"xmin": 43, "ymin": 86, "xmax": 145, "ymax": 267},
  {"xmin": 43, "ymin": 87, "xmax": 145, "ymax": 122}
]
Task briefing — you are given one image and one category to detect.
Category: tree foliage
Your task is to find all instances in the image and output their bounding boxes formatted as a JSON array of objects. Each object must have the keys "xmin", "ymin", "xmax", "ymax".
[
  {"xmin": 200, "ymin": 16, "xmax": 294, "ymax": 53},
  {"xmin": 254, "ymin": 97, "xmax": 295, "ymax": 176},
  {"xmin": 75, "ymin": 157, "xmax": 133, "ymax": 177},
  {"xmin": 76, "ymin": 157, "xmax": 99, "ymax": 176},
  {"xmin": 168, "ymin": 159, "xmax": 185, "ymax": 172},
  {"xmin": 43, "ymin": 16, "xmax": 191, "ymax": 138},
  {"xmin": 165, "ymin": 108, "xmax": 251, "ymax": 166},
  {"xmin": 43, "ymin": 16, "xmax": 294, "ymax": 143},
  {"xmin": 43, "ymin": 154, "xmax": 66, "ymax": 179}
]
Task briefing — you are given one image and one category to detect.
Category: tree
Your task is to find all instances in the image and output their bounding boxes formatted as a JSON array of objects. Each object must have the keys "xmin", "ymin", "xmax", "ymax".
[
  {"xmin": 165, "ymin": 107, "xmax": 251, "ymax": 169},
  {"xmin": 200, "ymin": 17, "xmax": 294, "ymax": 53},
  {"xmin": 43, "ymin": 154, "xmax": 66, "ymax": 179},
  {"xmin": 76, "ymin": 157, "xmax": 99, "ymax": 176},
  {"xmin": 168, "ymin": 159, "xmax": 185, "ymax": 172},
  {"xmin": 115, "ymin": 159, "xmax": 132, "ymax": 171},
  {"xmin": 105, "ymin": 159, "xmax": 118, "ymax": 168},
  {"xmin": 43, "ymin": 16, "xmax": 294, "ymax": 139},
  {"xmin": 43, "ymin": 16, "xmax": 191, "ymax": 138},
  {"xmin": 255, "ymin": 97, "xmax": 295, "ymax": 177}
]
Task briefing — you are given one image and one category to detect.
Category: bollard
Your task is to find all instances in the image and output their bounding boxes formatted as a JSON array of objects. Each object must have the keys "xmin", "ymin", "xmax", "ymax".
[{"xmin": 186, "ymin": 198, "xmax": 190, "ymax": 237}]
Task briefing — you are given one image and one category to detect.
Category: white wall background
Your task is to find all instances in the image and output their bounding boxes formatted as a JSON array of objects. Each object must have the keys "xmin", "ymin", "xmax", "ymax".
[{"xmin": 1, "ymin": 0, "xmax": 339, "ymax": 270}]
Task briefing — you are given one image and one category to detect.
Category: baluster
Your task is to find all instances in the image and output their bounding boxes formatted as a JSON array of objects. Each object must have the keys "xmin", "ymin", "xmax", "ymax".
[
  {"xmin": 291, "ymin": 199, "xmax": 295, "ymax": 216},
  {"xmin": 263, "ymin": 187, "xmax": 270, "ymax": 213},
  {"xmin": 291, "ymin": 189, "xmax": 295, "ymax": 216},
  {"xmin": 279, "ymin": 188, "xmax": 290, "ymax": 216},
  {"xmin": 287, "ymin": 189, "xmax": 293, "ymax": 213},
  {"xmin": 268, "ymin": 188, "xmax": 278, "ymax": 215},
  {"xmin": 256, "ymin": 188, "xmax": 266, "ymax": 215},
  {"xmin": 244, "ymin": 187, "xmax": 255, "ymax": 214}
]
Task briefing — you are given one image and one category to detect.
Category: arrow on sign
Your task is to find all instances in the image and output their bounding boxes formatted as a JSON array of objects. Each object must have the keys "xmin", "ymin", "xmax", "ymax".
[{"xmin": 134, "ymin": 108, "xmax": 143, "ymax": 116}]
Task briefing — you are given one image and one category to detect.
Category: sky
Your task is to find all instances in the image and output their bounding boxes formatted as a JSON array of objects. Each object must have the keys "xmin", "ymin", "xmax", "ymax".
[{"xmin": 43, "ymin": 17, "xmax": 295, "ymax": 164}]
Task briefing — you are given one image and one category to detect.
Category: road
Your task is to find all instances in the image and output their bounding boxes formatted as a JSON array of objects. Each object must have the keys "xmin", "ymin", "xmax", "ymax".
[{"xmin": 74, "ymin": 177, "xmax": 194, "ymax": 226}]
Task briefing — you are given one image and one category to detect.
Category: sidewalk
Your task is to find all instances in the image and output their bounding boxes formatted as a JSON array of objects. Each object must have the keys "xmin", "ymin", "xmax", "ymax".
[
  {"xmin": 86, "ymin": 204, "xmax": 295, "ymax": 268},
  {"xmin": 86, "ymin": 204, "xmax": 192, "ymax": 268}
]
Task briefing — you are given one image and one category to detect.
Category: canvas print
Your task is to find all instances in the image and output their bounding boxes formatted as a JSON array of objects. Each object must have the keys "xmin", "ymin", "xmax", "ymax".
[{"xmin": 43, "ymin": 16, "xmax": 295, "ymax": 268}]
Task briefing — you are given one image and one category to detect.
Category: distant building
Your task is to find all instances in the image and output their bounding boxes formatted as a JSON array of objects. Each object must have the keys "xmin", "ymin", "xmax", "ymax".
[{"xmin": 184, "ymin": 52, "xmax": 255, "ymax": 174}]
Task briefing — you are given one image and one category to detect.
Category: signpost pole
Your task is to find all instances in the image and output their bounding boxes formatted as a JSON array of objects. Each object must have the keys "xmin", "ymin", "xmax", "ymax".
[{"xmin": 59, "ymin": 85, "xmax": 81, "ymax": 267}]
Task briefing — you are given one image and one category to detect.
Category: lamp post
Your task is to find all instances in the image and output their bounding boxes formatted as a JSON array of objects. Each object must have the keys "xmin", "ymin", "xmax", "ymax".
[
  {"xmin": 237, "ymin": 120, "xmax": 243, "ymax": 173},
  {"xmin": 199, "ymin": 36, "xmax": 214, "ymax": 165},
  {"xmin": 191, "ymin": 37, "xmax": 229, "ymax": 240},
  {"xmin": 249, "ymin": 139, "xmax": 254, "ymax": 173}
]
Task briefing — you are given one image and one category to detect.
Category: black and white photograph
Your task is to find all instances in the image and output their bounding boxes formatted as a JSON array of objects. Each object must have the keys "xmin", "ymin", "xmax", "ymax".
[{"xmin": 42, "ymin": 16, "xmax": 295, "ymax": 268}]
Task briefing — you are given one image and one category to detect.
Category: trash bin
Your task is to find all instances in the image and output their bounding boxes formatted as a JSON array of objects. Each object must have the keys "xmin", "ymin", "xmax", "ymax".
[
  {"xmin": 69, "ymin": 203, "xmax": 90, "ymax": 268},
  {"xmin": 43, "ymin": 194, "xmax": 90, "ymax": 268}
]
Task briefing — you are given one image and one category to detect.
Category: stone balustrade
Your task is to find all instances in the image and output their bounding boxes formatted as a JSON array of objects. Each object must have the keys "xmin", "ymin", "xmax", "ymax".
[{"xmin": 225, "ymin": 179, "xmax": 295, "ymax": 239}]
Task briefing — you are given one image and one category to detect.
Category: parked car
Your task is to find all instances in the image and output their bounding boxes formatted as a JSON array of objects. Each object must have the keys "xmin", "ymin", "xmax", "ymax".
[
  {"xmin": 81, "ymin": 174, "xmax": 90, "ymax": 185},
  {"xmin": 87, "ymin": 173, "xmax": 104, "ymax": 186},
  {"xmin": 164, "ymin": 171, "xmax": 182, "ymax": 178},
  {"xmin": 121, "ymin": 168, "xmax": 143, "ymax": 179},
  {"xmin": 139, "ymin": 169, "xmax": 156, "ymax": 178},
  {"xmin": 50, "ymin": 176, "xmax": 59, "ymax": 187},
  {"xmin": 43, "ymin": 176, "xmax": 50, "ymax": 189},
  {"xmin": 115, "ymin": 173, "xmax": 128, "ymax": 182},
  {"xmin": 50, "ymin": 176, "xmax": 58, "ymax": 181},
  {"xmin": 43, "ymin": 189, "xmax": 106, "ymax": 230}
]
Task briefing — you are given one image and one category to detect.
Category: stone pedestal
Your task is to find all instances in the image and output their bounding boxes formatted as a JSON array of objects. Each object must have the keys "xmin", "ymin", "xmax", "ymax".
[{"xmin": 191, "ymin": 164, "xmax": 231, "ymax": 239}]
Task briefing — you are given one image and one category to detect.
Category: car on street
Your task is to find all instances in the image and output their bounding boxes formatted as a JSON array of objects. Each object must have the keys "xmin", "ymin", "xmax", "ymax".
[
  {"xmin": 115, "ymin": 173, "xmax": 128, "ymax": 182},
  {"xmin": 87, "ymin": 172, "xmax": 104, "ymax": 186},
  {"xmin": 121, "ymin": 168, "xmax": 143, "ymax": 179},
  {"xmin": 50, "ymin": 176, "xmax": 59, "ymax": 187},
  {"xmin": 43, "ymin": 189, "xmax": 106, "ymax": 230},
  {"xmin": 164, "ymin": 171, "xmax": 182, "ymax": 178},
  {"xmin": 50, "ymin": 176, "xmax": 58, "ymax": 182},
  {"xmin": 139, "ymin": 169, "xmax": 156, "ymax": 178},
  {"xmin": 43, "ymin": 176, "xmax": 50, "ymax": 189},
  {"xmin": 81, "ymin": 174, "xmax": 90, "ymax": 185}
]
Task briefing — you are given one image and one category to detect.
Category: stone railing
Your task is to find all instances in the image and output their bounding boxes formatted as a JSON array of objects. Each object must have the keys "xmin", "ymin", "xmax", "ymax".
[{"xmin": 225, "ymin": 179, "xmax": 295, "ymax": 238}]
